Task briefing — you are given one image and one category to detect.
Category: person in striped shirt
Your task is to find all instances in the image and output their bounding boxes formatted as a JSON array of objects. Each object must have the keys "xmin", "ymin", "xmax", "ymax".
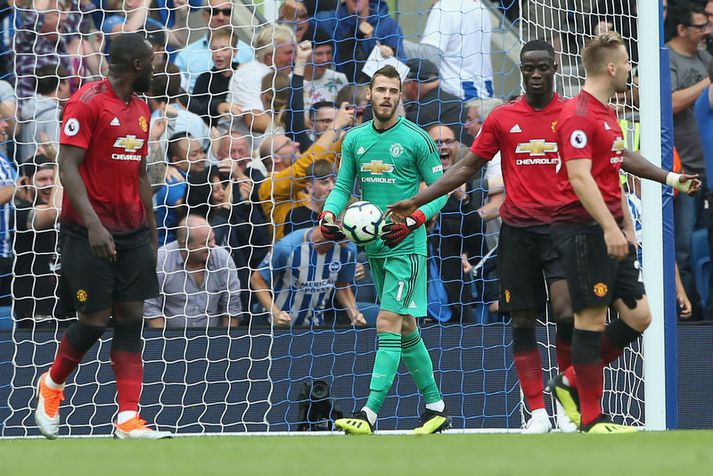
[{"xmin": 251, "ymin": 226, "xmax": 366, "ymax": 327}]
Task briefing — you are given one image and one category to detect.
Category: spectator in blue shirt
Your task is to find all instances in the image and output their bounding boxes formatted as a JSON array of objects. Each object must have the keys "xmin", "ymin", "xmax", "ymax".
[
  {"xmin": 154, "ymin": 132, "xmax": 207, "ymax": 244},
  {"xmin": 317, "ymin": 0, "xmax": 404, "ymax": 83},
  {"xmin": 173, "ymin": 0, "xmax": 253, "ymax": 93},
  {"xmin": 251, "ymin": 226, "xmax": 366, "ymax": 327},
  {"xmin": 694, "ymin": 57, "xmax": 713, "ymax": 319}
]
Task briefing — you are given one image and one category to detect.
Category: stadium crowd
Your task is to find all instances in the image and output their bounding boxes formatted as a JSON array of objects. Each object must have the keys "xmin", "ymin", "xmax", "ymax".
[{"xmin": 0, "ymin": 0, "xmax": 712, "ymax": 332}]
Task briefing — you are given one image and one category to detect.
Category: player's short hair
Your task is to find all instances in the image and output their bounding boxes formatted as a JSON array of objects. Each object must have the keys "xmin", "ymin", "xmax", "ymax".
[
  {"xmin": 580, "ymin": 31, "xmax": 626, "ymax": 75},
  {"xmin": 369, "ymin": 65, "xmax": 402, "ymax": 90},
  {"xmin": 210, "ymin": 26, "xmax": 238, "ymax": 48},
  {"xmin": 306, "ymin": 159, "xmax": 335, "ymax": 182},
  {"xmin": 520, "ymin": 39, "xmax": 555, "ymax": 62},
  {"xmin": 254, "ymin": 24, "xmax": 295, "ymax": 63},
  {"xmin": 108, "ymin": 33, "xmax": 151, "ymax": 67},
  {"xmin": 665, "ymin": 2, "xmax": 705, "ymax": 41},
  {"xmin": 34, "ymin": 63, "xmax": 69, "ymax": 96},
  {"xmin": 150, "ymin": 63, "xmax": 182, "ymax": 103}
]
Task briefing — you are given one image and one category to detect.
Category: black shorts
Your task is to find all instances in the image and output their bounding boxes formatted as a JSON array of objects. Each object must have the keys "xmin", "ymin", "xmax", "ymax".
[
  {"xmin": 496, "ymin": 223, "xmax": 565, "ymax": 312},
  {"xmin": 552, "ymin": 224, "xmax": 645, "ymax": 313},
  {"xmin": 59, "ymin": 232, "xmax": 159, "ymax": 313}
]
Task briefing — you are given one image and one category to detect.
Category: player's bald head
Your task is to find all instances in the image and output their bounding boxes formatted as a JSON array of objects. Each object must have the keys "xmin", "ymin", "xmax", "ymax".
[{"xmin": 109, "ymin": 33, "xmax": 153, "ymax": 67}]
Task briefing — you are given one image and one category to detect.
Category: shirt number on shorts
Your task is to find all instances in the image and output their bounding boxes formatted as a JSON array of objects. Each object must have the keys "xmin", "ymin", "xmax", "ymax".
[{"xmin": 396, "ymin": 281, "xmax": 405, "ymax": 302}]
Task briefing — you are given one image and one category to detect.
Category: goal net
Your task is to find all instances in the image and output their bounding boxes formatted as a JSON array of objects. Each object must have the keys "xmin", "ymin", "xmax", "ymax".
[{"xmin": 0, "ymin": 0, "xmax": 665, "ymax": 437}]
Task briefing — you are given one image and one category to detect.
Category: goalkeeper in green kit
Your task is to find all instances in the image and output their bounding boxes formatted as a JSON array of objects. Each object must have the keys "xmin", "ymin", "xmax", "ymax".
[{"xmin": 320, "ymin": 65, "xmax": 450, "ymax": 435}]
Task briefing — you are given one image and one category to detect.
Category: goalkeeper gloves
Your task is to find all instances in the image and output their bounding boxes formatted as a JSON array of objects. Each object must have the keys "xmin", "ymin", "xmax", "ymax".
[
  {"xmin": 381, "ymin": 210, "xmax": 426, "ymax": 248},
  {"xmin": 318, "ymin": 211, "xmax": 346, "ymax": 241}
]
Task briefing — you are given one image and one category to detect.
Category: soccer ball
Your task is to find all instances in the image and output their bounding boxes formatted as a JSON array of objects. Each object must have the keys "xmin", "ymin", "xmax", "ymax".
[{"xmin": 342, "ymin": 201, "xmax": 385, "ymax": 244}]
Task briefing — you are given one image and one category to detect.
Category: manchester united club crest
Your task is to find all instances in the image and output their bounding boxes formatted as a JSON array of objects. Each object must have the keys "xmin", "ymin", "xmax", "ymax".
[
  {"xmin": 504, "ymin": 289, "xmax": 511, "ymax": 303},
  {"xmin": 139, "ymin": 116, "xmax": 149, "ymax": 133},
  {"xmin": 593, "ymin": 283, "xmax": 608, "ymax": 298},
  {"xmin": 389, "ymin": 143, "xmax": 403, "ymax": 158},
  {"xmin": 550, "ymin": 120, "xmax": 558, "ymax": 133},
  {"xmin": 76, "ymin": 289, "xmax": 88, "ymax": 302}
]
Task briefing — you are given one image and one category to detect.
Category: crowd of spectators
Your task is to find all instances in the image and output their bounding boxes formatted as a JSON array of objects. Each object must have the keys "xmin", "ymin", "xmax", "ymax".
[{"xmin": 1, "ymin": 0, "xmax": 710, "ymax": 330}]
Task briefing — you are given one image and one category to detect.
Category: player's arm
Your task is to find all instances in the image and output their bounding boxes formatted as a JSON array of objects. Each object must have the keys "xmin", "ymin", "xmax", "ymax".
[
  {"xmin": 59, "ymin": 145, "xmax": 116, "ymax": 259},
  {"xmin": 139, "ymin": 155, "xmax": 158, "ymax": 257},
  {"xmin": 620, "ymin": 185, "xmax": 637, "ymax": 247},
  {"xmin": 335, "ymin": 283, "xmax": 366, "ymax": 326},
  {"xmin": 250, "ymin": 270, "xmax": 291, "ymax": 327},
  {"xmin": 621, "ymin": 148, "xmax": 701, "ymax": 195},
  {"xmin": 320, "ymin": 133, "xmax": 357, "ymax": 240},
  {"xmin": 382, "ymin": 136, "xmax": 448, "ymax": 248},
  {"xmin": 566, "ymin": 158, "xmax": 628, "ymax": 260},
  {"xmin": 389, "ymin": 150, "xmax": 487, "ymax": 220}
]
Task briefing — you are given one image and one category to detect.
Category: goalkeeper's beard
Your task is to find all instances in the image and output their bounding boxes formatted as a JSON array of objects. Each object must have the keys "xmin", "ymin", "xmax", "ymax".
[
  {"xmin": 132, "ymin": 75, "xmax": 152, "ymax": 94},
  {"xmin": 373, "ymin": 101, "xmax": 398, "ymax": 123}
]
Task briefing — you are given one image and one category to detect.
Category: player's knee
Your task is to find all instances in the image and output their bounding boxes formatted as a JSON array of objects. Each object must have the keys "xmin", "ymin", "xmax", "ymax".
[
  {"xmin": 618, "ymin": 295, "xmax": 651, "ymax": 332},
  {"xmin": 510, "ymin": 310, "xmax": 537, "ymax": 329},
  {"xmin": 551, "ymin": 296, "xmax": 573, "ymax": 325}
]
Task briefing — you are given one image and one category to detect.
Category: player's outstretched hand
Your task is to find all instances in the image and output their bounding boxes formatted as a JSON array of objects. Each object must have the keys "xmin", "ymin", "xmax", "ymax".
[
  {"xmin": 351, "ymin": 312, "xmax": 367, "ymax": 327},
  {"xmin": 603, "ymin": 226, "xmax": 628, "ymax": 261},
  {"xmin": 319, "ymin": 211, "xmax": 346, "ymax": 241},
  {"xmin": 381, "ymin": 210, "xmax": 426, "ymax": 248},
  {"xmin": 667, "ymin": 172, "xmax": 702, "ymax": 196},
  {"xmin": 88, "ymin": 222, "xmax": 117, "ymax": 261},
  {"xmin": 386, "ymin": 199, "xmax": 418, "ymax": 224}
]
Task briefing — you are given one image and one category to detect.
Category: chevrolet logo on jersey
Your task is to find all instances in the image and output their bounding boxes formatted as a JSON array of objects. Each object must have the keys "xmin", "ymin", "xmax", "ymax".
[
  {"xmin": 611, "ymin": 137, "xmax": 625, "ymax": 152},
  {"xmin": 113, "ymin": 135, "xmax": 145, "ymax": 152},
  {"xmin": 515, "ymin": 140, "xmax": 558, "ymax": 156},
  {"xmin": 361, "ymin": 160, "xmax": 394, "ymax": 174}
]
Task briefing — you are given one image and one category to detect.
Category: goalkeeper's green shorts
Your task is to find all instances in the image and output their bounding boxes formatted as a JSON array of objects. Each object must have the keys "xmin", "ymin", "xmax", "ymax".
[{"xmin": 368, "ymin": 254, "xmax": 427, "ymax": 318}]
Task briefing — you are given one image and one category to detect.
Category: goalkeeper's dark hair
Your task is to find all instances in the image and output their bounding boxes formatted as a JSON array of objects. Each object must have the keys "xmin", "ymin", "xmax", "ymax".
[
  {"xmin": 369, "ymin": 65, "xmax": 401, "ymax": 90},
  {"xmin": 520, "ymin": 39, "xmax": 555, "ymax": 62},
  {"xmin": 108, "ymin": 33, "xmax": 151, "ymax": 68}
]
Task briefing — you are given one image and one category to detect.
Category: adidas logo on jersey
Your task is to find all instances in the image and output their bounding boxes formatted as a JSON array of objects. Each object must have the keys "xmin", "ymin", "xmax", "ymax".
[
  {"xmin": 509, "ymin": 124, "xmax": 522, "ymax": 133},
  {"xmin": 604, "ymin": 121, "xmax": 611, "ymax": 130},
  {"xmin": 357, "ymin": 146, "xmax": 366, "ymax": 155},
  {"xmin": 110, "ymin": 117, "xmax": 121, "ymax": 126}
]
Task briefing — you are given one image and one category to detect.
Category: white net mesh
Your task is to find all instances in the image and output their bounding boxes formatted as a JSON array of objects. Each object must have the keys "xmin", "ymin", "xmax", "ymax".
[{"xmin": 0, "ymin": 0, "xmax": 653, "ymax": 436}]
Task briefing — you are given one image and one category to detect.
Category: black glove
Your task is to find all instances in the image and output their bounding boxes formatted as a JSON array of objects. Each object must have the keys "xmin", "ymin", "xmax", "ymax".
[{"xmin": 318, "ymin": 211, "xmax": 346, "ymax": 241}]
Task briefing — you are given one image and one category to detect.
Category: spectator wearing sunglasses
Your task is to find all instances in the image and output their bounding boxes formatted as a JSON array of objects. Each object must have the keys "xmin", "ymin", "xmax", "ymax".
[{"xmin": 174, "ymin": 0, "xmax": 253, "ymax": 93}]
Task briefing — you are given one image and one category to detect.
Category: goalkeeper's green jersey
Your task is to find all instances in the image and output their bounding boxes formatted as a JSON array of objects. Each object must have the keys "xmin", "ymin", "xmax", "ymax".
[{"xmin": 323, "ymin": 116, "xmax": 448, "ymax": 258}]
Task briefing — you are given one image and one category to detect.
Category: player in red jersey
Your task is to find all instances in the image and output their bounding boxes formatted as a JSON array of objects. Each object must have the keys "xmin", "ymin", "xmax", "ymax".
[
  {"xmin": 549, "ymin": 31, "xmax": 657, "ymax": 433},
  {"xmin": 390, "ymin": 39, "xmax": 699, "ymax": 433},
  {"xmin": 34, "ymin": 33, "xmax": 171, "ymax": 440}
]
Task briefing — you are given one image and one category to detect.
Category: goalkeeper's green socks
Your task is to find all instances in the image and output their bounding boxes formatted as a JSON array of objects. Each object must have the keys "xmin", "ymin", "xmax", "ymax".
[
  {"xmin": 402, "ymin": 330, "xmax": 444, "ymax": 410},
  {"xmin": 364, "ymin": 332, "xmax": 402, "ymax": 423}
]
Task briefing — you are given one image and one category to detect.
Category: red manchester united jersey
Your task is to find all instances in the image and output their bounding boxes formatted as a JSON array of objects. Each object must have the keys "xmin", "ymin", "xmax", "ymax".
[
  {"xmin": 470, "ymin": 94, "xmax": 565, "ymax": 226},
  {"xmin": 59, "ymin": 79, "xmax": 150, "ymax": 234},
  {"xmin": 554, "ymin": 90, "xmax": 625, "ymax": 224}
]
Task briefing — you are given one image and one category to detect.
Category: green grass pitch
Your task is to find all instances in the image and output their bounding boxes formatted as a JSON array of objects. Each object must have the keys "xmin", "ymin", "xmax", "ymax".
[{"xmin": 2, "ymin": 431, "xmax": 713, "ymax": 476}]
